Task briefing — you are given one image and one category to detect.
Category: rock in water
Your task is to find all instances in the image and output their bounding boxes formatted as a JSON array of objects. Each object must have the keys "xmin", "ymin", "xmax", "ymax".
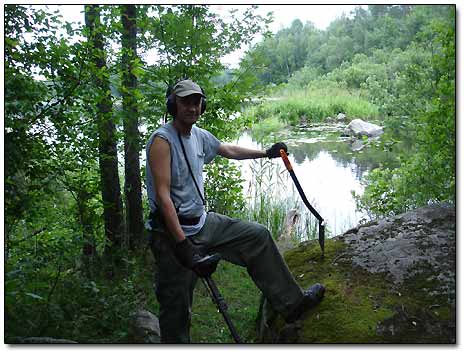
[
  {"xmin": 343, "ymin": 119, "xmax": 383, "ymax": 138},
  {"xmin": 336, "ymin": 113, "xmax": 346, "ymax": 122}
]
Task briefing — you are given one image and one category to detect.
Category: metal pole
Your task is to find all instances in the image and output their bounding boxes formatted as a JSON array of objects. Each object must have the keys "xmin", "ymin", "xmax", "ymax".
[{"xmin": 201, "ymin": 276, "xmax": 242, "ymax": 343}]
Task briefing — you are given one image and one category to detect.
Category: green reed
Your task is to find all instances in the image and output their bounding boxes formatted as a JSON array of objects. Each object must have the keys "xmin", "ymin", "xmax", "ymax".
[{"xmin": 238, "ymin": 157, "xmax": 318, "ymax": 243}]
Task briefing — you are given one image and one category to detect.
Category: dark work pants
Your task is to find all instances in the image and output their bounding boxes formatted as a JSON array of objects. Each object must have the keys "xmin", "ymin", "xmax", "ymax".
[{"xmin": 149, "ymin": 212, "xmax": 303, "ymax": 343}]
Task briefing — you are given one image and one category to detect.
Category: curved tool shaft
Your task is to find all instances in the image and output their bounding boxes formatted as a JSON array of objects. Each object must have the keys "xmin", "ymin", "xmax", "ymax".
[{"xmin": 280, "ymin": 149, "xmax": 325, "ymax": 255}]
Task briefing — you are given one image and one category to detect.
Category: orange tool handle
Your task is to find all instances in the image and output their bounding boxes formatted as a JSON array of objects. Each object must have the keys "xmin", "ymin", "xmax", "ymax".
[{"xmin": 280, "ymin": 149, "xmax": 292, "ymax": 171}]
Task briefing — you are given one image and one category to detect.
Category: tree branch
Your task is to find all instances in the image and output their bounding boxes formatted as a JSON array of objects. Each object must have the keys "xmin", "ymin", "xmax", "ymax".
[{"xmin": 9, "ymin": 227, "xmax": 47, "ymax": 245}]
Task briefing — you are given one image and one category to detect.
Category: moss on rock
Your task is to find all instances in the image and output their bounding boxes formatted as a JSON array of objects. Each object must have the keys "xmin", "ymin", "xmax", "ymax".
[{"xmin": 257, "ymin": 204, "xmax": 455, "ymax": 343}]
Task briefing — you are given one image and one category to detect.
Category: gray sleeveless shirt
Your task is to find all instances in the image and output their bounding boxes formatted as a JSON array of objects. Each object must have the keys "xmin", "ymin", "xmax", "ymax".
[{"xmin": 145, "ymin": 122, "xmax": 220, "ymax": 235}]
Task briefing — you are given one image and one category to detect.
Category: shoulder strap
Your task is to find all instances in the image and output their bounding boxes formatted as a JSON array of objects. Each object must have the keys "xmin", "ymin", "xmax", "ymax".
[{"xmin": 177, "ymin": 131, "xmax": 207, "ymax": 207}]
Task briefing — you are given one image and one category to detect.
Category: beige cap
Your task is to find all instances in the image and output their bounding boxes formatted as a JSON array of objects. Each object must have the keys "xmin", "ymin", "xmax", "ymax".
[{"xmin": 173, "ymin": 79, "xmax": 205, "ymax": 97}]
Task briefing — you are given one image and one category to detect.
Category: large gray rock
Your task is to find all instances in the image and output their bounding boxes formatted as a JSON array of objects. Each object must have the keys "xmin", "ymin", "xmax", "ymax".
[
  {"xmin": 341, "ymin": 204, "xmax": 455, "ymax": 287},
  {"xmin": 129, "ymin": 309, "xmax": 161, "ymax": 343},
  {"xmin": 256, "ymin": 203, "xmax": 455, "ymax": 343},
  {"xmin": 344, "ymin": 119, "xmax": 383, "ymax": 138}
]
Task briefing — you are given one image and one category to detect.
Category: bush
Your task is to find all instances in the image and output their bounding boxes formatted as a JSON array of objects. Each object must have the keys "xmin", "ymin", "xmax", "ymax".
[
  {"xmin": 205, "ymin": 157, "xmax": 246, "ymax": 217},
  {"xmin": 355, "ymin": 9, "xmax": 455, "ymax": 218}
]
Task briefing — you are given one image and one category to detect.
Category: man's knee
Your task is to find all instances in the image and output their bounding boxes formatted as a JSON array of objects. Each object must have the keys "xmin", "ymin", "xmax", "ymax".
[{"xmin": 253, "ymin": 223, "xmax": 273, "ymax": 244}]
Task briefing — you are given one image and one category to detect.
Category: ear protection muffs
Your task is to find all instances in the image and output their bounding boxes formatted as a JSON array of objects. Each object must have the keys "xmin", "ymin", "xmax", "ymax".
[{"xmin": 166, "ymin": 79, "xmax": 207, "ymax": 117}]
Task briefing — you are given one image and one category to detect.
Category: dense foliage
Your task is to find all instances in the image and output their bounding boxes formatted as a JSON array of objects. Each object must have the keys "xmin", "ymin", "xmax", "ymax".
[
  {"xmin": 355, "ymin": 11, "xmax": 455, "ymax": 216},
  {"xmin": 245, "ymin": 5, "xmax": 451, "ymax": 86},
  {"xmin": 4, "ymin": 4, "xmax": 270, "ymax": 342}
]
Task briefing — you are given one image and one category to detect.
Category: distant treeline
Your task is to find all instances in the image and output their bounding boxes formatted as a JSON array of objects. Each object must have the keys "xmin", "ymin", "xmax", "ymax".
[{"xmin": 241, "ymin": 5, "xmax": 453, "ymax": 86}]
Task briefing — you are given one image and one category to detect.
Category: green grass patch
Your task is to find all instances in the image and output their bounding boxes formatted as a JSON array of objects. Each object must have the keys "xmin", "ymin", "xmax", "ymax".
[
  {"xmin": 191, "ymin": 261, "xmax": 261, "ymax": 343},
  {"xmin": 245, "ymin": 86, "xmax": 380, "ymax": 127},
  {"xmin": 249, "ymin": 115, "xmax": 286, "ymax": 141}
]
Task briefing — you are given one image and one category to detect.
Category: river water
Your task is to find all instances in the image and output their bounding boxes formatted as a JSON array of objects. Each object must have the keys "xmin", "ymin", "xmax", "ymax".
[{"xmin": 232, "ymin": 123, "xmax": 399, "ymax": 238}]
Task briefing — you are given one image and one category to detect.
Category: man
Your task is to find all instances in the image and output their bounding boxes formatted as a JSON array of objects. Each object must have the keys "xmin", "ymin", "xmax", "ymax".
[{"xmin": 146, "ymin": 79, "xmax": 325, "ymax": 343}]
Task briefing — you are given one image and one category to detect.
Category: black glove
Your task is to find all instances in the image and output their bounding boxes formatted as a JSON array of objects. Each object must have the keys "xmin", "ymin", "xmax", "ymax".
[
  {"xmin": 173, "ymin": 239, "xmax": 220, "ymax": 278},
  {"xmin": 173, "ymin": 238, "xmax": 197, "ymax": 269},
  {"xmin": 266, "ymin": 142, "xmax": 288, "ymax": 159},
  {"xmin": 192, "ymin": 254, "xmax": 221, "ymax": 278}
]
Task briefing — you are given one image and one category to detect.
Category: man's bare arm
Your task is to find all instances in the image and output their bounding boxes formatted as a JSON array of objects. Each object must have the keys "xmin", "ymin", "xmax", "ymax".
[
  {"xmin": 217, "ymin": 143, "xmax": 267, "ymax": 160},
  {"xmin": 149, "ymin": 137, "xmax": 185, "ymax": 243}
]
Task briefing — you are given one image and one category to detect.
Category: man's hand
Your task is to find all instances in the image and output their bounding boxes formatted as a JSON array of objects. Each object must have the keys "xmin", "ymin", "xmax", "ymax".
[
  {"xmin": 266, "ymin": 142, "xmax": 288, "ymax": 158},
  {"xmin": 192, "ymin": 254, "xmax": 221, "ymax": 278},
  {"xmin": 173, "ymin": 239, "xmax": 220, "ymax": 278},
  {"xmin": 173, "ymin": 238, "xmax": 197, "ymax": 269}
]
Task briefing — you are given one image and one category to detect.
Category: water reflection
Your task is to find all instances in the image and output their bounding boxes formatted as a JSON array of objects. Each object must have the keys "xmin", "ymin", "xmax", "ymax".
[
  {"xmin": 233, "ymin": 125, "xmax": 398, "ymax": 237},
  {"xmin": 286, "ymin": 150, "xmax": 366, "ymax": 236}
]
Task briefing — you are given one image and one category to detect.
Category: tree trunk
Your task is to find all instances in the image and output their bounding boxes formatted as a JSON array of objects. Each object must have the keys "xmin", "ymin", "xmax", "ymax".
[
  {"xmin": 76, "ymin": 185, "xmax": 97, "ymax": 275},
  {"xmin": 121, "ymin": 5, "xmax": 144, "ymax": 250},
  {"xmin": 85, "ymin": 5, "xmax": 125, "ymax": 259}
]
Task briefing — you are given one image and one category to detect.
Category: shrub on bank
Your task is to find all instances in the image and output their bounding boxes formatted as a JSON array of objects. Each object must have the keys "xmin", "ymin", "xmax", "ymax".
[{"xmin": 245, "ymin": 85, "xmax": 380, "ymax": 127}]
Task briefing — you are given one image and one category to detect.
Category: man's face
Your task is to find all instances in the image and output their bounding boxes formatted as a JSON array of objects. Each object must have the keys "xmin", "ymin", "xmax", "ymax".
[{"xmin": 175, "ymin": 94, "xmax": 202, "ymax": 124}]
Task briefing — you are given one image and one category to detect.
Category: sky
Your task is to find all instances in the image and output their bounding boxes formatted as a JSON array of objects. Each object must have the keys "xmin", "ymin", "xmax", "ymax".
[
  {"xmin": 220, "ymin": 4, "xmax": 360, "ymax": 33},
  {"xmin": 49, "ymin": 4, "xmax": 361, "ymax": 68},
  {"xmin": 216, "ymin": 4, "xmax": 362, "ymax": 67}
]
